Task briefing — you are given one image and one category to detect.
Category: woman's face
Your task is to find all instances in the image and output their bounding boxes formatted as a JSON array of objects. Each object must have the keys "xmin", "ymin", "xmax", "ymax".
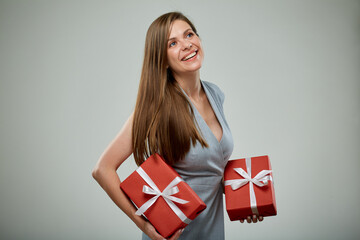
[{"xmin": 167, "ymin": 20, "xmax": 203, "ymax": 76}]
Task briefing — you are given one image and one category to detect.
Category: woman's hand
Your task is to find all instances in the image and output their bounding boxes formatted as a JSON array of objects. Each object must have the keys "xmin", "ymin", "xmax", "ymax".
[
  {"xmin": 239, "ymin": 215, "xmax": 264, "ymax": 223},
  {"xmin": 143, "ymin": 221, "xmax": 184, "ymax": 240},
  {"xmin": 167, "ymin": 228, "xmax": 184, "ymax": 240}
]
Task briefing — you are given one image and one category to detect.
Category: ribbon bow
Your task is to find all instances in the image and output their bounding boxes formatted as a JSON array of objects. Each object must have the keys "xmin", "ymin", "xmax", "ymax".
[
  {"xmin": 224, "ymin": 168, "xmax": 272, "ymax": 191},
  {"xmin": 135, "ymin": 167, "xmax": 191, "ymax": 224}
]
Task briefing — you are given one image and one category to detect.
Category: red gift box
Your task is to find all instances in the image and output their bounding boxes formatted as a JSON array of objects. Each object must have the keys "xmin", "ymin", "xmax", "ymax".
[
  {"xmin": 224, "ymin": 155, "xmax": 277, "ymax": 221},
  {"xmin": 120, "ymin": 153, "xmax": 206, "ymax": 238}
]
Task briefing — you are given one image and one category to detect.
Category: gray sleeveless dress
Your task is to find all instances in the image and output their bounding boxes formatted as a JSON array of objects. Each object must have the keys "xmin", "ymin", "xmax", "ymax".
[{"xmin": 142, "ymin": 80, "xmax": 234, "ymax": 240}]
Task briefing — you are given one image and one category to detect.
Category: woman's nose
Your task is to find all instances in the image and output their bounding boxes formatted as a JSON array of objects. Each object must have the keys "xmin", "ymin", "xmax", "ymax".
[{"xmin": 181, "ymin": 40, "xmax": 192, "ymax": 50}]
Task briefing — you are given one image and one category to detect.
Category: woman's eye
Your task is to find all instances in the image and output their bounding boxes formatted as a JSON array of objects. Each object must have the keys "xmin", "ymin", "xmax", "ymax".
[
  {"xmin": 187, "ymin": 32, "xmax": 194, "ymax": 38},
  {"xmin": 169, "ymin": 42, "xmax": 176, "ymax": 47}
]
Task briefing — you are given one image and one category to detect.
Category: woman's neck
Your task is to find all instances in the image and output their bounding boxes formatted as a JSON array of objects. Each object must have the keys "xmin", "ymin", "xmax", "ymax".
[{"xmin": 173, "ymin": 71, "xmax": 202, "ymax": 100}]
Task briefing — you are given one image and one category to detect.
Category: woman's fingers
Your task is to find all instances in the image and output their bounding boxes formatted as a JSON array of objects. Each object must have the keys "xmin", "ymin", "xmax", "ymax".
[
  {"xmin": 150, "ymin": 231, "xmax": 164, "ymax": 240},
  {"xmin": 252, "ymin": 215, "xmax": 258, "ymax": 223},
  {"xmin": 168, "ymin": 228, "xmax": 184, "ymax": 240},
  {"xmin": 240, "ymin": 215, "xmax": 264, "ymax": 223}
]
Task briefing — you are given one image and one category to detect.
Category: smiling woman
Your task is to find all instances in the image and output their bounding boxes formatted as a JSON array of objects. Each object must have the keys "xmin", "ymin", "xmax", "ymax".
[
  {"xmin": 92, "ymin": 12, "xmax": 261, "ymax": 240},
  {"xmin": 132, "ymin": 13, "xmax": 208, "ymax": 167}
]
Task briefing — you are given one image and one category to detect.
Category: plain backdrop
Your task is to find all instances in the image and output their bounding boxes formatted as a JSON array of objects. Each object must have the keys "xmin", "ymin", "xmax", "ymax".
[{"xmin": 1, "ymin": 0, "xmax": 359, "ymax": 239}]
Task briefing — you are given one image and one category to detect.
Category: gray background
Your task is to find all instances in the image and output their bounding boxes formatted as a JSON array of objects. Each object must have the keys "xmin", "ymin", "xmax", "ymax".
[{"xmin": 1, "ymin": 0, "xmax": 359, "ymax": 239}]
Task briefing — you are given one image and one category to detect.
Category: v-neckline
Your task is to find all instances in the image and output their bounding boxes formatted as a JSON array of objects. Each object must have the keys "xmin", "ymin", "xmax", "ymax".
[{"xmin": 181, "ymin": 80, "xmax": 224, "ymax": 144}]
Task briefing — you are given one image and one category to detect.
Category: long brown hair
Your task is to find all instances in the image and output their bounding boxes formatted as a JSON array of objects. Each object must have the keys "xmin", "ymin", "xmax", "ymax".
[{"xmin": 132, "ymin": 12, "xmax": 208, "ymax": 166}]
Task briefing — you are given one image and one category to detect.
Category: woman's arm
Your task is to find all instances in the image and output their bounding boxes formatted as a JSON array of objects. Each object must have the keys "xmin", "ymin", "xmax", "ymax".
[
  {"xmin": 92, "ymin": 113, "xmax": 143, "ymax": 225},
  {"xmin": 92, "ymin": 113, "xmax": 182, "ymax": 240}
]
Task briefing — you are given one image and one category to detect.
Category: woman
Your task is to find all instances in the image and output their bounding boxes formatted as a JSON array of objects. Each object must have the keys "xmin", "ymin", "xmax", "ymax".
[{"xmin": 92, "ymin": 12, "xmax": 262, "ymax": 240}]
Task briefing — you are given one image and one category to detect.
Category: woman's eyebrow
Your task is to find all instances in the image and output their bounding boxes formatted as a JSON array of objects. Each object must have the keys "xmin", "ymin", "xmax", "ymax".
[{"xmin": 168, "ymin": 28, "xmax": 192, "ymax": 41}]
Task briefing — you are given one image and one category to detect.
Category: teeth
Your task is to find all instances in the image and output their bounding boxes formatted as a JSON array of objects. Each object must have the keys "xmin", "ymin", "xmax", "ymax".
[{"xmin": 183, "ymin": 51, "xmax": 197, "ymax": 61}]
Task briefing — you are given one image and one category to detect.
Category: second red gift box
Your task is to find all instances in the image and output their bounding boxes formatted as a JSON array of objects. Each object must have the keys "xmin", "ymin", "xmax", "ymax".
[{"xmin": 224, "ymin": 155, "xmax": 277, "ymax": 221}]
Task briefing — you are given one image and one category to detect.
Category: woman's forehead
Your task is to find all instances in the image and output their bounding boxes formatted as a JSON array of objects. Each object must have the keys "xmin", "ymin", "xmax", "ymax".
[{"xmin": 168, "ymin": 20, "xmax": 192, "ymax": 38}]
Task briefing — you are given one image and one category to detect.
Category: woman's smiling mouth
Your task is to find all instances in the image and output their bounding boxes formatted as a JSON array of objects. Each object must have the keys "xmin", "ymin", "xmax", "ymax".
[{"xmin": 182, "ymin": 50, "xmax": 198, "ymax": 61}]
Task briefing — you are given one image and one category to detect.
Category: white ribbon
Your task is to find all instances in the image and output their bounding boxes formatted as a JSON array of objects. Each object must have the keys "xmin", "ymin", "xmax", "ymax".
[
  {"xmin": 134, "ymin": 167, "xmax": 191, "ymax": 224},
  {"xmin": 224, "ymin": 158, "xmax": 272, "ymax": 215}
]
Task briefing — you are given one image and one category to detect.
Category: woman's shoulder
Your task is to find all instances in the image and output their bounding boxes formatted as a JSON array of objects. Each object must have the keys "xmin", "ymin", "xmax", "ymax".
[{"xmin": 202, "ymin": 80, "xmax": 225, "ymax": 105}]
